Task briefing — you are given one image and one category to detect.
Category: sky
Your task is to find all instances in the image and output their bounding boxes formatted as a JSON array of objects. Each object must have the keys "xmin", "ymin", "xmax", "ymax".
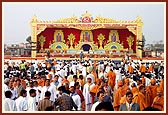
[{"xmin": 2, "ymin": 2, "xmax": 165, "ymax": 45}]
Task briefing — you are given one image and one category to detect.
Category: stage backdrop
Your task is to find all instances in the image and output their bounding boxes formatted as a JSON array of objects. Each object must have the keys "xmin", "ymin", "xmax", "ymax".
[{"xmin": 37, "ymin": 28, "xmax": 136, "ymax": 52}]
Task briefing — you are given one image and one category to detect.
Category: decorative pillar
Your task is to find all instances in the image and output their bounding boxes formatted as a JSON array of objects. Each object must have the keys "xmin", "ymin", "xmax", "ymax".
[
  {"xmin": 38, "ymin": 35, "xmax": 46, "ymax": 53},
  {"xmin": 127, "ymin": 35, "xmax": 134, "ymax": 53},
  {"xmin": 67, "ymin": 33, "xmax": 75, "ymax": 49},
  {"xmin": 30, "ymin": 15, "xmax": 37, "ymax": 58},
  {"xmin": 97, "ymin": 33, "xmax": 105, "ymax": 49},
  {"xmin": 136, "ymin": 16, "xmax": 144, "ymax": 58}
]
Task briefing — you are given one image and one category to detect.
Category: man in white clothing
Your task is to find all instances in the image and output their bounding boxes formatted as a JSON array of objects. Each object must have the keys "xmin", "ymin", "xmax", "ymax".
[
  {"xmin": 28, "ymin": 89, "xmax": 37, "ymax": 111},
  {"xmin": 69, "ymin": 75, "xmax": 78, "ymax": 88},
  {"xmin": 7, "ymin": 81, "xmax": 18, "ymax": 100},
  {"xmin": 40, "ymin": 79, "xmax": 57, "ymax": 102},
  {"xmin": 4, "ymin": 91, "xmax": 17, "ymax": 111},
  {"xmin": 26, "ymin": 80, "xmax": 34, "ymax": 99},
  {"xmin": 4, "ymin": 78, "xmax": 10, "ymax": 92},
  {"xmin": 70, "ymin": 86, "xmax": 81, "ymax": 111},
  {"xmin": 83, "ymin": 75, "xmax": 95, "ymax": 111},
  {"xmin": 15, "ymin": 89, "xmax": 28, "ymax": 111},
  {"xmin": 33, "ymin": 81, "xmax": 42, "ymax": 103},
  {"xmin": 91, "ymin": 91, "xmax": 105, "ymax": 111}
]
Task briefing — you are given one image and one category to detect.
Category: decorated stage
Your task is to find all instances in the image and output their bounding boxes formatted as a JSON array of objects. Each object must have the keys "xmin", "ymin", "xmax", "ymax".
[{"xmin": 30, "ymin": 11, "xmax": 144, "ymax": 58}]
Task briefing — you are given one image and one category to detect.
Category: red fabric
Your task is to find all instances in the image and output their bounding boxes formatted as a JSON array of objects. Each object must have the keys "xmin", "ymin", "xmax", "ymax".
[{"xmin": 37, "ymin": 28, "xmax": 136, "ymax": 52}]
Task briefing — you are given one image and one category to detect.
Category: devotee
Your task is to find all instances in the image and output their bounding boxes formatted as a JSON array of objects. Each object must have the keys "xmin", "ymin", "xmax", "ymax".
[
  {"xmin": 91, "ymin": 91, "xmax": 105, "ymax": 111},
  {"xmin": 40, "ymin": 79, "xmax": 57, "ymax": 102},
  {"xmin": 15, "ymin": 79, "xmax": 25, "ymax": 97},
  {"xmin": 133, "ymin": 85, "xmax": 147, "ymax": 111},
  {"xmin": 4, "ymin": 90, "xmax": 17, "ymax": 111},
  {"xmin": 149, "ymin": 78, "xmax": 158, "ymax": 105},
  {"xmin": 55, "ymin": 86, "xmax": 78, "ymax": 111},
  {"xmin": 113, "ymin": 80, "xmax": 124, "ymax": 111},
  {"xmin": 74, "ymin": 82, "xmax": 85, "ymax": 110},
  {"xmin": 38, "ymin": 91, "xmax": 55, "ymax": 111},
  {"xmin": 7, "ymin": 81, "xmax": 18, "ymax": 100},
  {"xmin": 70, "ymin": 86, "xmax": 81, "ymax": 111},
  {"xmin": 15, "ymin": 89, "xmax": 28, "ymax": 111},
  {"xmin": 4, "ymin": 78, "xmax": 10, "ymax": 92},
  {"xmin": 151, "ymin": 87, "xmax": 164, "ymax": 111},
  {"xmin": 106, "ymin": 69, "xmax": 116, "ymax": 91},
  {"xmin": 119, "ymin": 92, "xmax": 140, "ymax": 111},
  {"xmin": 83, "ymin": 74, "xmax": 95, "ymax": 111},
  {"xmin": 27, "ymin": 89, "xmax": 37, "ymax": 111}
]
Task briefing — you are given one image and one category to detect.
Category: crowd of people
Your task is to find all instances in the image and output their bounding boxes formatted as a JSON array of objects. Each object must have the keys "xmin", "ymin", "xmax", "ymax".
[{"xmin": 3, "ymin": 56, "xmax": 164, "ymax": 111}]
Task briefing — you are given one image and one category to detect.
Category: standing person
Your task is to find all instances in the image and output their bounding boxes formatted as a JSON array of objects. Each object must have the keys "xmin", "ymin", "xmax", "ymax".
[
  {"xmin": 33, "ymin": 81, "xmax": 42, "ymax": 103},
  {"xmin": 47, "ymin": 50, "xmax": 50, "ymax": 59},
  {"xmin": 80, "ymin": 51, "xmax": 84, "ymax": 61},
  {"xmin": 74, "ymin": 82, "xmax": 85, "ymax": 110},
  {"xmin": 38, "ymin": 91, "xmax": 55, "ymax": 111},
  {"xmin": 50, "ymin": 75, "xmax": 62, "ymax": 91},
  {"xmin": 113, "ymin": 80, "xmax": 124, "ymax": 111},
  {"xmin": 7, "ymin": 81, "xmax": 18, "ymax": 100},
  {"xmin": 106, "ymin": 69, "xmax": 116, "ymax": 91},
  {"xmin": 119, "ymin": 92, "xmax": 140, "ymax": 111},
  {"xmin": 128, "ymin": 63, "xmax": 134, "ymax": 74},
  {"xmin": 69, "ymin": 75, "xmax": 78, "ymax": 87},
  {"xmin": 26, "ymin": 80, "xmax": 34, "ymax": 99},
  {"xmin": 149, "ymin": 78, "xmax": 158, "ymax": 105},
  {"xmin": 103, "ymin": 80, "xmax": 113, "ymax": 102},
  {"xmin": 40, "ymin": 79, "xmax": 57, "ymax": 102},
  {"xmin": 4, "ymin": 91, "xmax": 17, "ymax": 111},
  {"xmin": 70, "ymin": 86, "xmax": 81, "ymax": 111},
  {"xmin": 133, "ymin": 85, "xmax": 147, "ymax": 111},
  {"xmin": 122, "ymin": 78, "xmax": 130, "ymax": 96},
  {"xmin": 151, "ymin": 87, "xmax": 164, "ymax": 111},
  {"xmin": 83, "ymin": 75, "xmax": 95, "ymax": 111},
  {"xmin": 91, "ymin": 91, "xmax": 105, "ymax": 111},
  {"xmin": 55, "ymin": 86, "xmax": 78, "ymax": 111},
  {"xmin": 27, "ymin": 89, "xmax": 37, "ymax": 111},
  {"xmin": 15, "ymin": 89, "xmax": 28, "ymax": 111},
  {"xmin": 20, "ymin": 60, "xmax": 26, "ymax": 73},
  {"xmin": 4, "ymin": 78, "xmax": 10, "ymax": 92},
  {"xmin": 15, "ymin": 79, "xmax": 25, "ymax": 97}
]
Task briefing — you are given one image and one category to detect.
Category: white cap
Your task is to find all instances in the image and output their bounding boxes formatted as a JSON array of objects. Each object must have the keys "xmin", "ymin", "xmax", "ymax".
[{"xmin": 86, "ymin": 74, "xmax": 92, "ymax": 79}]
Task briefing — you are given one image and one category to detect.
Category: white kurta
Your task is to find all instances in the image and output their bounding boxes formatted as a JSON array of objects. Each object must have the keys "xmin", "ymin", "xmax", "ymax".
[
  {"xmin": 83, "ymin": 83, "xmax": 95, "ymax": 111},
  {"xmin": 33, "ymin": 86, "xmax": 42, "ymax": 102},
  {"xmin": 7, "ymin": 88, "xmax": 18, "ymax": 100},
  {"xmin": 27, "ymin": 97, "xmax": 37, "ymax": 111},
  {"xmin": 40, "ymin": 85, "xmax": 57, "ymax": 102},
  {"xmin": 15, "ymin": 96, "xmax": 28, "ymax": 111},
  {"xmin": 26, "ymin": 87, "xmax": 34, "ymax": 99},
  {"xmin": 4, "ymin": 98, "xmax": 17, "ymax": 111},
  {"xmin": 71, "ymin": 93, "xmax": 81, "ymax": 111}
]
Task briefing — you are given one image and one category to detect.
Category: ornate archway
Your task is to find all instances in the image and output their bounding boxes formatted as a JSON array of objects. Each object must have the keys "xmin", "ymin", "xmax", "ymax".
[{"xmin": 81, "ymin": 44, "xmax": 92, "ymax": 51}]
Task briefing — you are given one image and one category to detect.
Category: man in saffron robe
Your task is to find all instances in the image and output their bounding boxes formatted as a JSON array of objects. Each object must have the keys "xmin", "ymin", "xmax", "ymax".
[
  {"xmin": 141, "ymin": 77, "xmax": 152, "ymax": 107},
  {"xmin": 106, "ymin": 69, "xmax": 116, "ymax": 91},
  {"xmin": 120, "ymin": 87, "xmax": 131, "ymax": 104},
  {"xmin": 90, "ymin": 79, "xmax": 101, "ymax": 104},
  {"xmin": 139, "ymin": 63, "xmax": 146, "ymax": 73},
  {"xmin": 113, "ymin": 80, "xmax": 124, "ymax": 111},
  {"xmin": 122, "ymin": 78, "xmax": 130, "ymax": 96},
  {"xmin": 151, "ymin": 87, "xmax": 164, "ymax": 111},
  {"xmin": 132, "ymin": 85, "xmax": 147, "ymax": 111},
  {"xmin": 128, "ymin": 63, "xmax": 134, "ymax": 74},
  {"xmin": 149, "ymin": 78, "xmax": 158, "ymax": 105}
]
